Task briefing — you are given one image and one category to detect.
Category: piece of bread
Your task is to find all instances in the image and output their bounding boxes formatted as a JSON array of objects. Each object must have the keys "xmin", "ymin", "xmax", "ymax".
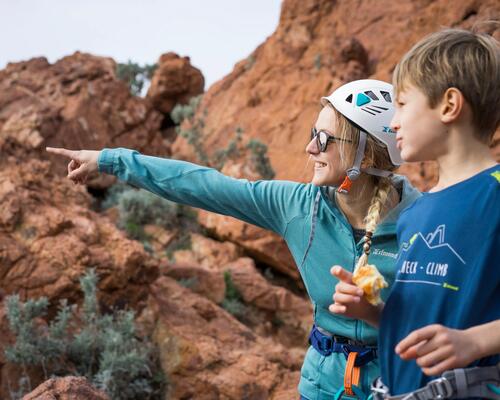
[{"xmin": 352, "ymin": 264, "xmax": 388, "ymax": 305}]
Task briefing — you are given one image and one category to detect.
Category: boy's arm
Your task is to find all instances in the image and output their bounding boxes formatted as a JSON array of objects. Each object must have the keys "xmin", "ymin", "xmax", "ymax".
[
  {"xmin": 396, "ymin": 320, "xmax": 500, "ymax": 376},
  {"xmin": 98, "ymin": 148, "xmax": 305, "ymax": 235},
  {"xmin": 329, "ymin": 266, "xmax": 384, "ymax": 328}
]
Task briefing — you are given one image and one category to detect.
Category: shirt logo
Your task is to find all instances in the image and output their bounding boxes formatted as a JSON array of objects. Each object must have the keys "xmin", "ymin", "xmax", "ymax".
[
  {"xmin": 400, "ymin": 224, "xmax": 466, "ymax": 265},
  {"xmin": 396, "ymin": 225, "xmax": 466, "ymax": 291},
  {"xmin": 491, "ymin": 170, "xmax": 500, "ymax": 184},
  {"xmin": 372, "ymin": 248, "xmax": 397, "ymax": 259}
]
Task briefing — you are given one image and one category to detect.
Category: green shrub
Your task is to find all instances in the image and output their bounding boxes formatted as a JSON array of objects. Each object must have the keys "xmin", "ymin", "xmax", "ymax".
[
  {"xmin": 221, "ymin": 298, "xmax": 246, "ymax": 319},
  {"xmin": 117, "ymin": 190, "xmax": 178, "ymax": 230},
  {"xmin": 5, "ymin": 270, "xmax": 165, "ymax": 400},
  {"xmin": 171, "ymin": 95, "xmax": 210, "ymax": 165},
  {"xmin": 171, "ymin": 96, "xmax": 275, "ymax": 179},
  {"xmin": 221, "ymin": 271, "xmax": 246, "ymax": 319},
  {"xmin": 101, "ymin": 181, "xmax": 131, "ymax": 211},
  {"xmin": 164, "ymin": 233, "xmax": 192, "ymax": 261},
  {"xmin": 246, "ymin": 139, "xmax": 275, "ymax": 179},
  {"xmin": 245, "ymin": 54, "xmax": 256, "ymax": 71},
  {"xmin": 116, "ymin": 61, "xmax": 157, "ymax": 96},
  {"xmin": 177, "ymin": 277, "xmax": 198, "ymax": 289},
  {"xmin": 314, "ymin": 53, "xmax": 322, "ymax": 70},
  {"xmin": 170, "ymin": 95, "xmax": 202, "ymax": 125},
  {"xmin": 212, "ymin": 127, "xmax": 244, "ymax": 170},
  {"xmin": 102, "ymin": 184, "xmax": 200, "ymax": 258}
]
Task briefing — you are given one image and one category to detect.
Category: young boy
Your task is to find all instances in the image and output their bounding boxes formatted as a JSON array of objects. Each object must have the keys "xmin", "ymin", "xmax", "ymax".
[{"xmin": 330, "ymin": 28, "xmax": 500, "ymax": 397}]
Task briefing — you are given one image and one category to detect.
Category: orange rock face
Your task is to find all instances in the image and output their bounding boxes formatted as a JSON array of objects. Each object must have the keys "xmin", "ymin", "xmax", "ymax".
[
  {"xmin": 181, "ymin": 0, "xmax": 499, "ymax": 181},
  {"xmin": 0, "ymin": 51, "xmax": 202, "ymax": 190},
  {"xmin": 144, "ymin": 276, "xmax": 305, "ymax": 399},
  {"xmin": 172, "ymin": 0, "xmax": 499, "ymax": 275},
  {"xmin": 0, "ymin": 55, "xmax": 159, "ymax": 151},
  {"xmin": 0, "ymin": 155, "xmax": 158, "ymax": 307},
  {"xmin": 160, "ymin": 236, "xmax": 311, "ymax": 348}
]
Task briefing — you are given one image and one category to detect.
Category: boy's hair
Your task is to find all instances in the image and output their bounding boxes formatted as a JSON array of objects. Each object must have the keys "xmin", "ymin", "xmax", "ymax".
[{"xmin": 393, "ymin": 28, "xmax": 500, "ymax": 143}]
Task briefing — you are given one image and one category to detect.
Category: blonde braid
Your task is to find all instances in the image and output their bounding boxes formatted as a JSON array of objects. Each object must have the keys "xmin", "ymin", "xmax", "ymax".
[
  {"xmin": 355, "ymin": 177, "xmax": 393, "ymax": 272},
  {"xmin": 351, "ymin": 177, "xmax": 393, "ymax": 305}
]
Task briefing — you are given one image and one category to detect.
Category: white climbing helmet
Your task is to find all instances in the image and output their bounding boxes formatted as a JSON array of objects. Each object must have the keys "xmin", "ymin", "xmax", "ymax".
[
  {"xmin": 321, "ymin": 79, "xmax": 402, "ymax": 166},
  {"xmin": 320, "ymin": 79, "xmax": 402, "ymax": 193}
]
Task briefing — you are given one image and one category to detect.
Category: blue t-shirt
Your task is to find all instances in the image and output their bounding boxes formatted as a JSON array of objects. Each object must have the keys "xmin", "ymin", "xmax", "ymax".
[{"xmin": 380, "ymin": 164, "xmax": 500, "ymax": 395}]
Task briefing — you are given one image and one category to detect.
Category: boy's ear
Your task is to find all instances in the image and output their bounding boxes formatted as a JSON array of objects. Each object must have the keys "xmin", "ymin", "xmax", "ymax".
[{"xmin": 439, "ymin": 87, "xmax": 464, "ymax": 124}]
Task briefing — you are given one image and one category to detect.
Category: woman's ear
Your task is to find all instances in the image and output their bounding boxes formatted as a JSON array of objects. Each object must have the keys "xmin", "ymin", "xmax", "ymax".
[{"xmin": 439, "ymin": 87, "xmax": 464, "ymax": 124}]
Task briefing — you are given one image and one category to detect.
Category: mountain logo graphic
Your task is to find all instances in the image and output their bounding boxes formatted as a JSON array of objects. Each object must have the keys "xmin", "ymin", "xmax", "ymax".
[
  {"xmin": 491, "ymin": 170, "xmax": 500, "ymax": 184},
  {"xmin": 401, "ymin": 224, "xmax": 466, "ymax": 265}
]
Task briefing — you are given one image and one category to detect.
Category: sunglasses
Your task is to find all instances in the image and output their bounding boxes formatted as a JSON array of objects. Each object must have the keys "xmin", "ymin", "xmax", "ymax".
[{"xmin": 310, "ymin": 127, "xmax": 353, "ymax": 152}]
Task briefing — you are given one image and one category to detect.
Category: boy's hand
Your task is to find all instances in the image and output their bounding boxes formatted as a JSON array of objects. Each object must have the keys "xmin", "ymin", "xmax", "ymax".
[
  {"xmin": 396, "ymin": 324, "xmax": 479, "ymax": 376},
  {"xmin": 329, "ymin": 266, "xmax": 383, "ymax": 327},
  {"xmin": 46, "ymin": 147, "xmax": 100, "ymax": 184}
]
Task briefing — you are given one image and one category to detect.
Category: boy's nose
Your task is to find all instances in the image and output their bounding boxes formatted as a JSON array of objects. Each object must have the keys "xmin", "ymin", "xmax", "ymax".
[
  {"xmin": 306, "ymin": 137, "xmax": 320, "ymax": 154},
  {"xmin": 390, "ymin": 115, "xmax": 400, "ymax": 132}
]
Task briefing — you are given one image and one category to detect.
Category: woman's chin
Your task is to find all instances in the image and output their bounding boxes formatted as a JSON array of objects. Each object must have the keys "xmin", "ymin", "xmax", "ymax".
[{"xmin": 311, "ymin": 173, "xmax": 341, "ymax": 187}]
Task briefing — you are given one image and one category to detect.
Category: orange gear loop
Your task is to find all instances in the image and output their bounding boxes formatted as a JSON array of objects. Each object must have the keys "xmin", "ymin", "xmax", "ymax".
[{"xmin": 344, "ymin": 351, "xmax": 361, "ymax": 396}]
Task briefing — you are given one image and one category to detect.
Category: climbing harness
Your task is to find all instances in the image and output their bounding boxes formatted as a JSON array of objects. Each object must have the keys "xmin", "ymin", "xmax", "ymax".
[
  {"xmin": 369, "ymin": 363, "xmax": 500, "ymax": 400},
  {"xmin": 308, "ymin": 324, "xmax": 378, "ymax": 399}
]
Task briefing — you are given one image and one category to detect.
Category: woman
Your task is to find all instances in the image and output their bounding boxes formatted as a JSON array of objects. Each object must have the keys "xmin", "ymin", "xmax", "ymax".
[{"xmin": 47, "ymin": 79, "xmax": 420, "ymax": 400}]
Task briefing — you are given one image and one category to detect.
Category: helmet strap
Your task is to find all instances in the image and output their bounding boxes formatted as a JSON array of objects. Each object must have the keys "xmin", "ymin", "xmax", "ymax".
[
  {"xmin": 338, "ymin": 131, "xmax": 367, "ymax": 194},
  {"xmin": 337, "ymin": 132, "xmax": 394, "ymax": 194},
  {"xmin": 362, "ymin": 167, "xmax": 393, "ymax": 178}
]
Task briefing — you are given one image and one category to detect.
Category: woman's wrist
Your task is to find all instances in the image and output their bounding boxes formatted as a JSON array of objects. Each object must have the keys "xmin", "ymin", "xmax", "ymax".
[{"xmin": 364, "ymin": 302, "xmax": 384, "ymax": 328}]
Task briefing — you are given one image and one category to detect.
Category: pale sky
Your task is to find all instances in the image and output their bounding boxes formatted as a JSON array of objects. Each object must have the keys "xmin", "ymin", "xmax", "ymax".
[{"xmin": 0, "ymin": 0, "xmax": 282, "ymax": 88}]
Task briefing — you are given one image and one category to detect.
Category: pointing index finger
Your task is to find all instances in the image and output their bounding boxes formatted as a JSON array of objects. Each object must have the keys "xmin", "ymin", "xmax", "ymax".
[{"xmin": 46, "ymin": 147, "xmax": 78, "ymax": 159}]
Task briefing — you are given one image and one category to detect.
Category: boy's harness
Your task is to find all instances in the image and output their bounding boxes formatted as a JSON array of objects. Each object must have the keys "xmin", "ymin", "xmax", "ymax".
[
  {"xmin": 369, "ymin": 363, "xmax": 500, "ymax": 400},
  {"xmin": 309, "ymin": 324, "xmax": 378, "ymax": 399}
]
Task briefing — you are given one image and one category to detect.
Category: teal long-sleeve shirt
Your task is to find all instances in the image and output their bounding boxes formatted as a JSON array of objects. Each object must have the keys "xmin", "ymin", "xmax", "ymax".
[{"xmin": 98, "ymin": 148, "xmax": 421, "ymax": 399}]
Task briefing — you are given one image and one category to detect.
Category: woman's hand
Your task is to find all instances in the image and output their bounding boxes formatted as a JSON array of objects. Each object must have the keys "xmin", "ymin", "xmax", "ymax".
[
  {"xmin": 46, "ymin": 147, "xmax": 100, "ymax": 184},
  {"xmin": 395, "ymin": 324, "xmax": 482, "ymax": 376},
  {"xmin": 329, "ymin": 265, "xmax": 383, "ymax": 327}
]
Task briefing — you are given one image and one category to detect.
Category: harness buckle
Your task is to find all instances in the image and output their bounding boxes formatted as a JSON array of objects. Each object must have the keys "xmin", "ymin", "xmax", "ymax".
[
  {"xmin": 428, "ymin": 377, "xmax": 454, "ymax": 399},
  {"xmin": 356, "ymin": 348, "xmax": 374, "ymax": 366},
  {"xmin": 341, "ymin": 344, "xmax": 376, "ymax": 367},
  {"xmin": 319, "ymin": 335, "xmax": 333, "ymax": 353}
]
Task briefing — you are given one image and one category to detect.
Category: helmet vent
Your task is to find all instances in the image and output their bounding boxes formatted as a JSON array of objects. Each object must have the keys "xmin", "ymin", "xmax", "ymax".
[
  {"xmin": 380, "ymin": 91, "xmax": 392, "ymax": 102},
  {"xmin": 364, "ymin": 91, "xmax": 379, "ymax": 100},
  {"xmin": 361, "ymin": 108, "xmax": 377, "ymax": 116},
  {"xmin": 356, "ymin": 93, "xmax": 372, "ymax": 106},
  {"xmin": 372, "ymin": 105, "xmax": 389, "ymax": 111},
  {"xmin": 345, "ymin": 94, "xmax": 353, "ymax": 103},
  {"xmin": 365, "ymin": 106, "xmax": 382, "ymax": 114}
]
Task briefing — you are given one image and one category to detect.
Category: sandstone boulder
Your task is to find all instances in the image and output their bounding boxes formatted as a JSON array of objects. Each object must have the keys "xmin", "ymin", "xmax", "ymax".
[
  {"xmin": 143, "ymin": 276, "xmax": 305, "ymax": 399},
  {"xmin": 146, "ymin": 52, "xmax": 204, "ymax": 116},
  {"xmin": 0, "ymin": 154, "xmax": 158, "ymax": 310},
  {"xmin": 0, "ymin": 52, "xmax": 199, "ymax": 190},
  {"xmin": 22, "ymin": 376, "xmax": 109, "ymax": 400},
  {"xmin": 170, "ymin": 232, "xmax": 241, "ymax": 271},
  {"xmin": 163, "ymin": 261, "xmax": 226, "ymax": 304}
]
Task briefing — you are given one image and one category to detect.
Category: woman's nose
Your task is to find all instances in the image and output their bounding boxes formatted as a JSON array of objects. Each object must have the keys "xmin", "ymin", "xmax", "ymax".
[{"xmin": 306, "ymin": 137, "xmax": 320, "ymax": 154}]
